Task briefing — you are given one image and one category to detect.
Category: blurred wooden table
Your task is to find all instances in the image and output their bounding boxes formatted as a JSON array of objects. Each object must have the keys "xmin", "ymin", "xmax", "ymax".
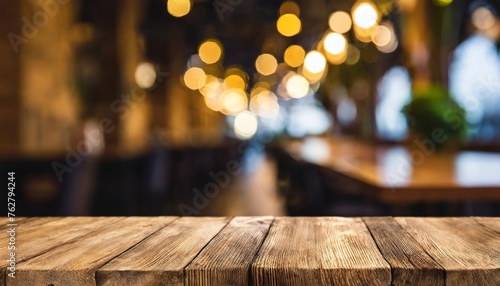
[
  {"xmin": 2, "ymin": 216, "xmax": 500, "ymax": 285},
  {"xmin": 285, "ymin": 137, "xmax": 500, "ymax": 203}
]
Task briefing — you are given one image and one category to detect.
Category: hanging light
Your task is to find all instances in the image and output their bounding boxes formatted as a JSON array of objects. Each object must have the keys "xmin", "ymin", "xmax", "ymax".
[{"xmin": 167, "ymin": 0, "xmax": 191, "ymax": 18}]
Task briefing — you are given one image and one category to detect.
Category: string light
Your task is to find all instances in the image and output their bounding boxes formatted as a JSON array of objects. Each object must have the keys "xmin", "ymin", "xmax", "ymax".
[
  {"xmin": 166, "ymin": 0, "xmax": 191, "ymax": 18},
  {"xmin": 198, "ymin": 39, "xmax": 223, "ymax": 65},
  {"xmin": 277, "ymin": 14, "xmax": 302, "ymax": 37}
]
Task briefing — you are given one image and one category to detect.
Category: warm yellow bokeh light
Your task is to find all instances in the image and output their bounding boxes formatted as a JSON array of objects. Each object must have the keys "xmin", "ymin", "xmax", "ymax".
[
  {"xmin": 198, "ymin": 39, "xmax": 222, "ymax": 64},
  {"xmin": 255, "ymin": 54, "xmax": 278, "ymax": 76},
  {"xmin": 284, "ymin": 45, "xmax": 305, "ymax": 68},
  {"xmin": 303, "ymin": 51, "xmax": 326, "ymax": 74},
  {"xmin": 328, "ymin": 11, "xmax": 352, "ymax": 34},
  {"xmin": 277, "ymin": 14, "xmax": 302, "ymax": 37},
  {"xmin": 375, "ymin": 22, "xmax": 398, "ymax": 53},
  {"xmin": 167, "ymin": 0, "xmax": 191, "ymax": 18},
  {"xmin": 352, "ymin": 2, "xmax": 379, "ymax": 29},
  {"xmin": 353, "ymin": 25, "xmax": 373, "ymax": 43},
  {"xmin": 324, "ymin": 32, "xmax": 347, "ymax": 55},
  {"xmin": 434, "ymin": 0, "xmax": 453, "ymax": 6},
  {"xmin": 250, "ymin": 90, "xmax": 280, "ymax": 118},
  {"xmin": 223, "ymin": 89, "xmax": 248, "ymax": 115},
  {"xmin": 300, "ymin": 65, "xmax": 326, "ymax": 83},
  {"xmin": 279, "ymin": 1, "xmax": 301, "ymax": 16},
  {"xmin": 199, "ymin": 75, "xmax": 222, "ymax": 96},
  {"xmin": 286, "ymin": 74, "xmax": 309, "ymax": 98},
  {"xmin": 371, "ymin": 25, "xmax": 392, "ymax": 47},
  {"xmin": 205, "ymin": 92, "xmax": 224, "ymax": 111},
  {"xmin": 135, "ymin": 62, "xmax": 157, "ymax": 89},
  {"xmin": 183, "ymin": 67, "xmax": 206, "ymax": 90},
  {"xmin": 223, "ymin": 74, "xmax": 246, "ymax": 90},
  {"xmin": 234, "ymin": 111, "xmax": 258, "ymax": 139}
]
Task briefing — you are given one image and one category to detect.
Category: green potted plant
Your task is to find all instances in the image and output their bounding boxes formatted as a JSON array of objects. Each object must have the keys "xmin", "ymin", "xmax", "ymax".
[{"xmin": 402, "ymin": 85, "xmax": 467, "ymax": 149}]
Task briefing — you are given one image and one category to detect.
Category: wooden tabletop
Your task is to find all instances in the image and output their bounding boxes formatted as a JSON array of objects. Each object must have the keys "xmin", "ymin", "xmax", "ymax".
[
  {"xmin": 285, "ymin": 137, "xmax": 500, "ymax": 203},
  {"xmin": 2, "ymin": 216, "xmax": 499, "ymax": 285}
]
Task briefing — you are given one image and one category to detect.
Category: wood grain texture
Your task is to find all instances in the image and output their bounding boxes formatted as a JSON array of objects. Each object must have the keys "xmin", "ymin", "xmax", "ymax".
[
  {"xmin": 185, "ymin": 216, "xmax": 273, "ymax": 286},
  {"xmin": 96, "ymin": 217, "xmax": 230, "ymax": 286},
  {"xmin": 363, "ymin": 217, "xmax": 444, "ymax": 285},
  {"xmin": 251, "ymin": 217, "xmax": 391, "ymax": 286},
  {"xmin": 395, "ymin": 217, "xmax": 500, "ymax": 286},
  {"xmin": 11, "ymin": 217, "xmax": 177, "ymax": 286},
  {"xmin": 2, "ymin": 217, "xmax": 97, "ymax": 284},
  {"xmin": 474, "ymin": 217, "xmax": 500, "ymax": 234}
]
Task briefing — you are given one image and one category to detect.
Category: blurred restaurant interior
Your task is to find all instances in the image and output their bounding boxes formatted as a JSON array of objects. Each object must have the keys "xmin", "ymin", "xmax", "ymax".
[{"xmin": 1, "ymin": 0, "xmax": 500, "ymax": 217}]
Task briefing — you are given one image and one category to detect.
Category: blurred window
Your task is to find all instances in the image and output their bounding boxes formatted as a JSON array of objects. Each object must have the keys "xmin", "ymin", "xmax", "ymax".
[
  {"xmin": 375, "ymin": 66, "xmax": 412, "ymax": 141},
  {"xmin": 449, "ymin": 33, "xmax": 500, "ymax": 143}
]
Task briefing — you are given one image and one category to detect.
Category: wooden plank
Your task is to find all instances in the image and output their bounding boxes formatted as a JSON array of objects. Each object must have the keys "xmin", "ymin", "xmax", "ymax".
[
  {"xmin": 396, "ymin": 217, "xmax": 500, "ymax": 285},
  {"xmin": 363, "ymin": 217, "xmax": 445, "ymax": 285},
  {"xmin": 185, "ymin": 216, "xmax": 273, "ymax": 286},
  {"xmin": 96, "ymin": 217, "xmax": 230, "ymax": 286},
  {"xmin": 474, "ymin": 217, "xmax": 500, "ymax": 234},
  {"xmin": 1, "ymin": 217, "xmax": 83, "ymax": 284},
  {"xmin": 10, "ymin": 217, "xmax": 177, "ymax": 286},
  {"xmin": 251, "ymin": 217, "xmax": 391, "ymax": 286}
]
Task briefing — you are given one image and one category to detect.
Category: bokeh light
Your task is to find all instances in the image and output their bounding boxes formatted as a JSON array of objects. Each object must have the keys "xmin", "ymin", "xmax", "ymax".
[
  {"xmin": 187, "ymin": 54, "xmax": 203, "ymax": 69},
  {"xmin": 328, "ymin": 11, "xmax": 352, "ymax": 34},
  {"xmin": 250, "ymin": 90, "xmax": 280, "ymax": 118},
  {"xmin": 223, "ymin": 89, "xmax": 248, "ymax": 115},
  {"xmin": 199, "ymin": 75, "xmax": 221, "ymax": 96},
  {"xmin": 234, "ymin": 111, "xmax": 258, "ymax": 139},
  {"xmin": 352, "ymin": 1, "xmax": 379, "ymax": 29},
  {"xmin": 303, "ymin": 51, "xmax": 326, "ymax": 74},
  {"xmin": 279, "ymin": 1, "xmax": 300, "ymax": 16},
  {"xmin": 324, "ymin": 32, "xmax": 347, "ymax": 55},
  {"xmin": 371, "ymin": 25, "xmax": 392, "ymax": 47},
  {"xmin": 286, "ymin": 73, "xmax": 310, "ymax": 98},
  {"xmin": 284, "ymin": 45, "xmax": 305, "ymax": 68},
  {"xmin": 434, "ymin": 0, "xmax": 453, "ymax": 6},
  {"xmin": 183, "ymin": 67, "xmax": 206, "ymax": 90},
  {"xmin": 255, "ymin": 53, "xmax": 278, "ymax": 76},
  {"xmin": 277, "ymin": 14, "xmax": 302, "ymax": 37},
  {"xmin": 198, "ymin": 39, "xmax": 222, "ymax": 64},
  {"xmin": 375, "ymin": 22, "xmax": 398, "ymax": 53},
  {"xmin": 166, "ymin": 0, "xmax": 191, "ymax": 18},
  {"xmin": 224, "ymin": 74, "xmax": 246, "ymax": 90},
  {"xmin": 337, "ymin": 97, "xmax": 357, "ymax": 126},
  {"xmin": 135, "ymin": 62, "xmax": 157, "ymax": 89}
]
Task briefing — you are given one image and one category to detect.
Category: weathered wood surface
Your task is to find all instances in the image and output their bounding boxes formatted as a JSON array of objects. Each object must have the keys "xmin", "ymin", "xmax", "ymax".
[
  {"xmin": 363, "ymin": 217, "xmax": 445, "ymax": 285},
  {"xmin": 395, "ymin": 217, "xmax": 500, "ymax": 286},
  {"xmin": 11, "ymin": 217, "xmax": 177, "ymax": 286},
  {"xmin": 252, "ymin": 217, "xmax": 391, "ymax": 286},
  {"xmin": 2, "ymin": 217, "xmax": 499, "ymax": 286},
  {"xmin": 185, "ymin": 216, "xmax": 272, "ymax": 286},
  {"xmin": 97, "ymin": 216, "xmax": 230, "ymax": 286}
]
